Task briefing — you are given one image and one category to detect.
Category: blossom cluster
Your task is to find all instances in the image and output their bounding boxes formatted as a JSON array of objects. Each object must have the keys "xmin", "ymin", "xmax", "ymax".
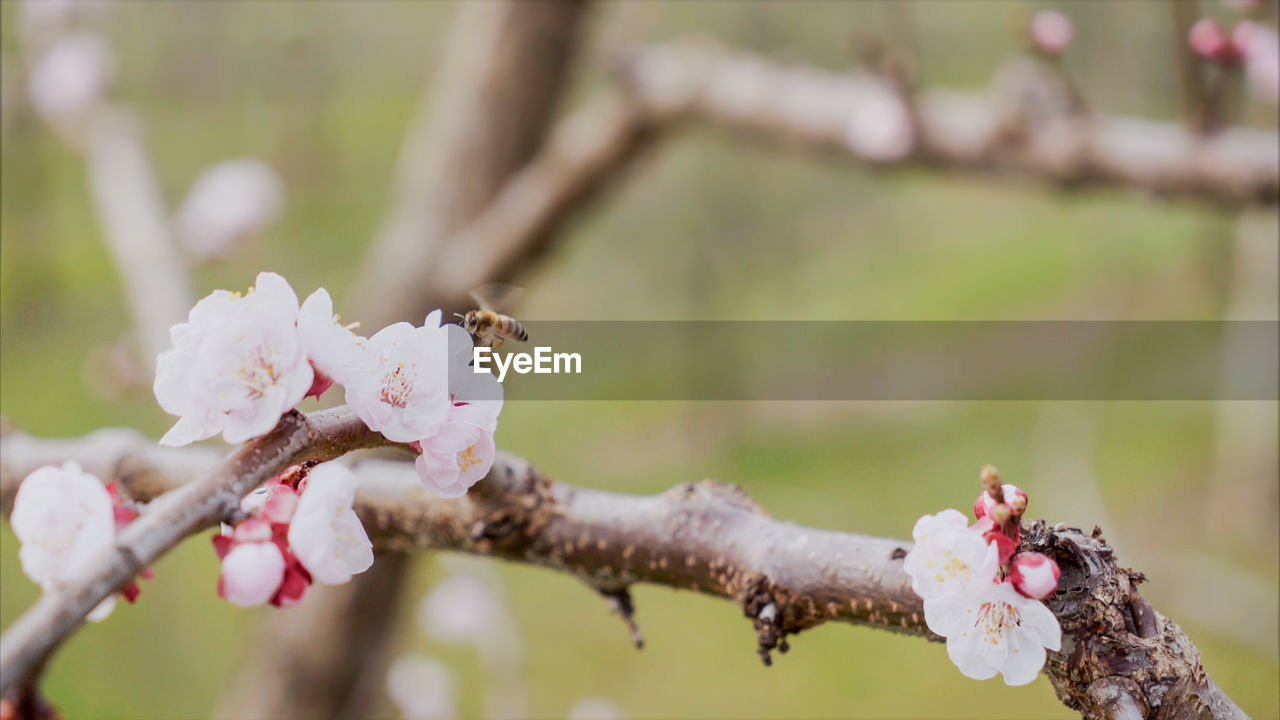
[
  {"xmin": 903, "ymin": 467, "xmax": 1062, "ymax": 686},
  {"xmin": 154, "ymin": 271, "xmax": 503, "ymax": 498},
  {"xmin": 214, "ymin": 461, "xmax": 372, "ymax": 607},
  {"xmin": 9, "ymin": 462, "xmax": 151, "ymax": 621}
]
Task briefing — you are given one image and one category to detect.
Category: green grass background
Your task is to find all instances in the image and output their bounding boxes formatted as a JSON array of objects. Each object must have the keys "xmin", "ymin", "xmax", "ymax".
[{"xmin": 2, "ymin": 2, "xmax": 1277, "ymax": 718}]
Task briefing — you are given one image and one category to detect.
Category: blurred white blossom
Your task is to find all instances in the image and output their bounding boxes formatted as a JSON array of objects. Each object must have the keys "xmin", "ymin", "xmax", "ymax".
[
  {"xmin": 417, "ymin": 573, "xmax": 510, "ymax": 650},
  {"xmin": 28, "ymin": 32, "xmax": 115, "ymax": 133},
  {"xmin": 845, "ymin": 81, "xmax": 914, "ymax": 162},
  {"xmin": 175, "ymin": 159, "xmax": 285, "ymax": 260},
  {"xmin": 1237, "ymin": 21, "xmax": 1279, "ymax": 104},
  {"xmin": 567, "ymin": 697, "xmax": 625, "ymax": 720},
  {"xmin": 386, "ymin": 655, "xmax": 457, "ymax": 720}
]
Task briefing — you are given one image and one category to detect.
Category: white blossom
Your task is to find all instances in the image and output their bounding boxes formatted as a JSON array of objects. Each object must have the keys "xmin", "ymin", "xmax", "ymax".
[
  {"xmin": 413, "ymin": 320, "xmax": 501, "ymax": 497},
  {"xmin": 299, "ymin": 287, "xmax": 370, "ymax": 390},
  {"xmin": 154, "ymin": 271, "xmax": 313, "ymax": 446},
  {"xmin": 902, "ymin": 509, "xmax": 998, "ymax": 600},
  {"xmin": 10, "ymin": 463, "xmax": 116, "ymax": 619},
  {"xmin": 287, "ymin": 462, "xmax": 374, "ymax": 585},
  {"xmin": 415, "ymin": 421, "xmax": 496, "ymax": 499},
  {"xmin": 925, "ymin": 580, "xmax": 1061, "ymax": 686},
  {"xmin": 344, "ymin": 311, "xmax": 451, "ymax": 444},
  {"xmin": 175, "ymin": 159, "xmax": 285, "ymax": 260}
]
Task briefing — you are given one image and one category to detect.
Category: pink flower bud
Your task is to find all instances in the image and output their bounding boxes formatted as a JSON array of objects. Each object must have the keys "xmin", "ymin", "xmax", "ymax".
[
  {"xmin": 263, "ymin": 485, "xmax": 299, "ymax": 524},
  {"xmin": 1010, "ymin": 552, "xmax": 1061, "ymax": 599},
  {"xmin": 988, "ymin": 502, "xmax": 1012, "ymax": 525},
  {"xmin": 974, "ymin": 483, "xmax": 1026, "ymax": 520},
  {"xmin": 219, "ymin": 542, "xmax": 286, "ymax": 607},
  {"xmin": 233, "ymin": 518, "xmax": 273, "ymax": 544},
  {"xmin": 1006, "ymin": 486, "xmax": 1028, "ymax": 516},
  {"xmin": 1190, "ymin": 18, "xmax": 1228, "ymax": 59},
  {"xmin": 1031, "ymin": 10, "xmax": 1074, "ymax": 54}
]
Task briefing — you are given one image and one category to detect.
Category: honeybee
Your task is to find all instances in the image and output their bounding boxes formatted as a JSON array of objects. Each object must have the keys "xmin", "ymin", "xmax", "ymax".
[{"xmin": 458, "ymin": 284, "xmax": 528, "ymax": 349}]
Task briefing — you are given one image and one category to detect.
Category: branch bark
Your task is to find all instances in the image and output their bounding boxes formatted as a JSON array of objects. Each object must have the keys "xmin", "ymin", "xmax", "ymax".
[
  {"xmin": 0, "ymin": 419, "xmax": 1251, "ymax": 719},
  {"xmin": 613, "ymin": 41, "xmax": 1279, "ymax": 206}
]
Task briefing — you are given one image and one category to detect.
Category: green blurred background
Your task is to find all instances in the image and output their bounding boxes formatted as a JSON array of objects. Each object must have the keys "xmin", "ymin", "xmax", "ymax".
[{"xmin": 2, "ymin": 1, "xmax": 1277, "ymax": 718}]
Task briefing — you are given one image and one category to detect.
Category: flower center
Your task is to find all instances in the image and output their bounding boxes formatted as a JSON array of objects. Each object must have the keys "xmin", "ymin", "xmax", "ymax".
[
  {"xmin": 236, "ymin": 345, "xmax": 282, "ymax": 399},
  {"xmin": 974, "ymin": 600, "xmax": 1021, "ymax": 644},
  {"xmin": 379, "ymin": 363, "xmax": 415, "ymax": 408},
  {"xmin": 456, "ymin": 445, "xmax": 482, "ymax": 472}
]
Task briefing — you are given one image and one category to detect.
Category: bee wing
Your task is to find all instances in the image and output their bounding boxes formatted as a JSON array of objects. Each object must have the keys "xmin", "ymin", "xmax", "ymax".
[{"xmin": 469, "ymin": 283, "xmax": 524, "ymax": 313}]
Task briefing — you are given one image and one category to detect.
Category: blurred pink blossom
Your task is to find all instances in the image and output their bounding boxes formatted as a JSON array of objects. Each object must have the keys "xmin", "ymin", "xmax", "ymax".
[{"xmin": 1030, "ymin": 10, "xmax": 1074, "ymax": 54}]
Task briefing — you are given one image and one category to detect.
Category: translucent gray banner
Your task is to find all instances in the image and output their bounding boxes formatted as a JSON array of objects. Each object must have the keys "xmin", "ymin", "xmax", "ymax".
[{"xmin": 448, "ymin": 321, "xmax": 1278, "ymax": 401}]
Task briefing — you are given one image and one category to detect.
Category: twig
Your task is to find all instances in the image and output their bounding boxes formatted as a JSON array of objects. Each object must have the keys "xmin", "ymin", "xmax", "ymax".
[
  {"xmin": 0, "ymin": 420, "xmax": 1250, "ymax": 719},
  {"xmin": 614, "ymin": 41, "xmax": 1279, "ymax": 205}
]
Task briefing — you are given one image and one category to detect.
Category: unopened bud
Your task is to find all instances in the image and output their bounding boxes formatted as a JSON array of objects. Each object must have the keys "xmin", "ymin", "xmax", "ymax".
[
  {"xmin": 1010, "ymin": 552, "xmax": 1061, "ymax": 599},
  {"xmin": 232, "ymin": 518, "xmax": 273, "ymax": 544},
  {"xmin": 1190, "ymin": 18, "xmax": 1228, "ymax": 60},
  {"xmin": 973, "ymin": 492, "xmax": 990, "ymax": 520},
  {"xmin": 989, "ymin": 502, "xmax": 1013, "ymax": 526},
  {"xmin": 975, "ymin": 483, "xmax": 1024, "ymax": 519},
  {"xmin": 263, "ymin": 484, "xmax": 299, "ymax": 524},
  {"xmin": 1006, "ymin": 486, "xmax": 1028, "ymax": 516}
]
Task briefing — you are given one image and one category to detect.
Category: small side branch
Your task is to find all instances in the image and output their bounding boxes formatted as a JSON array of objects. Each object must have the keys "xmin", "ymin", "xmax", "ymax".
[{"xmin": 614, "ymin": 41, "xmax": 1279, "ymax": 206}]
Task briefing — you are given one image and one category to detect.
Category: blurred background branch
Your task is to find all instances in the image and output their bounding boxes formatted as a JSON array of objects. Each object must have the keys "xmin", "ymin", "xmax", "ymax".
[
  {"xmin": 614, "ymin": 40, "xmax": 1279, "ymax": 205},
  {"xmin": 216, "ymin": 2, "xmax": 595, "ymax": 718}
]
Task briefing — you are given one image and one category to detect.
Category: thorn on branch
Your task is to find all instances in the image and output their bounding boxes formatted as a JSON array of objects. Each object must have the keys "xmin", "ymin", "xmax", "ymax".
[{"xmin": 599, "ymin": 587, "xmax": 644, "ymax": 650}]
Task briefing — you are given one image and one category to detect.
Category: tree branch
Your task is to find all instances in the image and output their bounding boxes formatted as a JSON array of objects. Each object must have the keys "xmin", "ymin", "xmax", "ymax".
[
  {"xmin": 0, "ymin": 419, "xmax": 1250, "ymax": 719},
  {"xmin": 0, "ymin": 410, "xmax": 393, "ymax": 695},
  {"xmin": 613, "ymin": 41, "xmax": 1279, "ymax": 206}
]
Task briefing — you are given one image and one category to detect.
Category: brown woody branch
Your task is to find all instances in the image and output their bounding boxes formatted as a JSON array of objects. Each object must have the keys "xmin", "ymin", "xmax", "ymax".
[
  {"xmin": 613, "ymin": 41, "xmax": 1279, "ymax": 206},
  {"xmin": 0, "ymin": 418, "xmax": 1249, "ymax": 719}
]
